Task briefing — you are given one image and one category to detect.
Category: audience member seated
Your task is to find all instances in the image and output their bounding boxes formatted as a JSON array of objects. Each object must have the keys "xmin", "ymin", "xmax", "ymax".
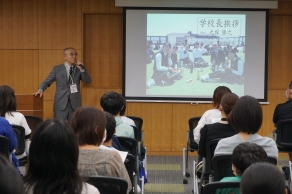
[
  {"xmin": 216, "ymin": 142, "xmax": 268, "ymax": 194},
  {"xmin": 194, "ymin": 86, "xmax": 231, "ymax": 143},
  {"xmin": 102, "ymin": 111, "xmax": 127, "ymax": 161},
  {"xmin": 273, "ymin": 81, "xmax": 292, "ymax": 161},
  {"xmin": 215, "ymin": 96, "xmax": 278, "ymax": 159},
  {"xmin": 72, "ymin": 106, "xmax": 132, "ymax": 194},
  {"xmin": 23, "ymin": 118, "xmax": 100, "ymax": 194},
  {"xmin": 119, "ymin": 94, "xmax": 136, "ymax": 127},
  {"xmin": 100, "ymin": 91, "xmax": 134, "ymax": 138},
  {"xmin": 241, "ymin": 163, "xmax": 291, "ymax": 194},
  {"xmin": 0, "ymin": 155, "xmax": 24, "ymax": 194},
  {"xmin": 0, "ymin": 117, "xmax": 18, "ymax": 171},
  {"xmin": 0, "ymin": 85, "xmax": 31, "ymax": 160},
  {"xmin": 198, "ymin": 93, "xmax": 239, "ymax": 158}
]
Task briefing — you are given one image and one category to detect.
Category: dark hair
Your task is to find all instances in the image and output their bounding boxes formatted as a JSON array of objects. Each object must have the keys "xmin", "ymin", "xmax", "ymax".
[
  {"xmin": 119, "ymin": 94, "xmax": 126, "ymax": 116},
  {"xmin": 23, "ymin": 119, "xmax": 82, "ymax": 194},
  {"xmin": 104, "ymin": 111, "xmax": 116, "ymax": 142},
  {"xmin": 0, "ymin": 155, "xmax": 24, "ymax": 194},
  {"xmin": 241, "ymin": 163, "xmax": 286, "ymax": 194},
  {"xmin": 72, "ymin": 106, "xmax": 106, "ymax": 146},
  {"xmin": 100, "ymin": 91, "xmax": 123, "ymax": 115},
  {"xmin": 212, "ymin": 86, "xmax": 231, "ymax": 109},
  {"xmin": 220, "ymin": 93, "xmax": 239, "ymax": 118},
  {"xmin": 229, "ymin": 96, "xmax": 262, "ymax": 134},
  {"xmin": 232, "ymin": 142, "xmax": 268, "ymax": 175},
  {"xmin": 0, "ymin": 85, "xmax": 17, "ymax": 117},
  {"xmin": 288, "ymin": 81, "xmax": 292, "ymax": 89}
]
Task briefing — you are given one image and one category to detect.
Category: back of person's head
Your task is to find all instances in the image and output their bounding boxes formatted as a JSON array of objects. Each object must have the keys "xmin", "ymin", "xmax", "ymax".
[
  {"xmin": 23, "ymin": 118, "xmax": 82, "ymax": 194},
  {"xmin": 232, "ymin": 142, "xmax": 268, "ymax": 176},
  {"xmin": 286, "ymin": 81, "xmax": 292, "ymax": 99},
  {"xmin": 100, "ymin": 91, "xmax": 123, "ymax": 115},
  {"xmin": 220, "ymin": 93, "xmax": 239, "ymax": 118},
  {"xmin": 72, "ymin": 106, "xmax": 106, "ymax": 146},
  {"xmin": 0, "ymin": 155, "xmax": 24, "ymax": 194},
  {"xmin": 229, "ymin": 95, "xmax": 262, "ymax": 134},
  {"xmin": 104, "ymin": 111, "xmax": 116, "ymax": 142},
  {"xmin": 119, "ymin": 94, "xmax": 126, "ymax": 116},
  {"xmin": 241, "ymin": 162, "xmax": 289, "ymax": 194},
  {"xmin": 212, "ymin": 86, "xmax": 231, "ymax": 109},
  {"xmin": 0, "ymin": 85, "xmax": 17, "ymax": 117}
]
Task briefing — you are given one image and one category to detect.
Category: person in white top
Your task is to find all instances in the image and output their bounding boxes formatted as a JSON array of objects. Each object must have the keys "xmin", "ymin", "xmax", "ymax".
[
  {"xmin": 193, "ymin": 86, "xmax": 231, "ymax": 143},
  {"xmin": 119, "ymin": 94, "xmax": 136, "ymax": 126},
  {"xmin": 23, "ymin": 118, "xmax": 100, "ymax": 194},
  {"xmin": 0, "ymin": 85, "xmax": 32, "ymax": 159}
]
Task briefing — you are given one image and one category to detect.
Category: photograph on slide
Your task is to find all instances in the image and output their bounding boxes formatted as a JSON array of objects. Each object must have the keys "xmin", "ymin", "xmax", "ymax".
[{"xmin": 146, "ymin": 13, "xmax": 246, "ymax": 97}]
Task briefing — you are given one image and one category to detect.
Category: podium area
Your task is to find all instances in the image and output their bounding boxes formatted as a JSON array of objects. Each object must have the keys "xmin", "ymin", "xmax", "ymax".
[{"xmin": 15, "ymin": 95, "xmax": 43, "ymax": 119}]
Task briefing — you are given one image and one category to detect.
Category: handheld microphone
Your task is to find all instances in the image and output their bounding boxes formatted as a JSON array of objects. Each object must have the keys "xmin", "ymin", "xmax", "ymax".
[{"xmin": 76, "ymin": 63, "xmax": 85, "ymax": 70}]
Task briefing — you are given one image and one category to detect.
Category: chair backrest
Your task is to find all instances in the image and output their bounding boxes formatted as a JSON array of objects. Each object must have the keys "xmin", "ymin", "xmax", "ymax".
[
  {"xmin": 276, "ymin": 119, "xmax": 292, "ymax": 148},
  {"xmin": 0, "ymin": 135, "xmax": 9, "ymax": 159},
  {"xmin": 188, "ymin": 117, "xmax": 201, "ymax": 150},
  {"xmin": 132, "ymin": 126, "xmax": 142, "ymax": 142},
  {"xmin": 203, "ymin": 181, "xmax": 240, "ymax": 194},
  {"xmin": 127, "ymin": 116, "xmax": 143, "ymax": 131},
  {"xmin": 11, "ymin": 125, "xmax": 25, "ymax": 155},
  {"xmin": 24, "ymin": 115, "xmax": 43, "ymax": 138},
  {"xmin": 116, "ymin": 136, "xmax": 138, "ymax": 156},
  {"xmin": 212, "ymin": 155, "xmax": 234, "ymax": 181},
  {"xmin": 87, "ymin": 175, "xmax": 128, "ymax": 194},
  {"xmin": 204, "ymin": 138, "xmax": 222, "ymax": 175},
  {"xmin": 268, "ymin": 156, "xmax": 277, "ymax": 165},
  {"xmin": 124, "ymin": 153, "xmax": 135, "ymax": 187}
]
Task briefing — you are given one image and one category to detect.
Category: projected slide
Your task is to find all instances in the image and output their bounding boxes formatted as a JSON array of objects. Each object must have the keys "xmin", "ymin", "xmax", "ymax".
[
  {"xmin": 124, "ymin": 8, "xmax": 267, "ymax": 102},
  {"xmin": 146, "ymin": 14, "xmax": 246, "ymax": 97}
]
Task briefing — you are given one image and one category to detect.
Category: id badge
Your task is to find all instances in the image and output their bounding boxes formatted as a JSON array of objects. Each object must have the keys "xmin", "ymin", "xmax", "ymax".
[{"xmin": 70, "ymin": 83, "xmax": 78, "ymax": 93}]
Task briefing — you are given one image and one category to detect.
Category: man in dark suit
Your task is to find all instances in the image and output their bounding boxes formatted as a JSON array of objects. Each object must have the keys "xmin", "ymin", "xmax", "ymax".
[
  {"xmin": 273, "ymin": 81, "xmax": 292, "ymax": 161},
  {"xmin": 33, "ymin": 47, "xmax": 91, "ymax": 123},
  {"xmin": 210, "ymin": 42, "xmax": 225, "ymax": 72}
]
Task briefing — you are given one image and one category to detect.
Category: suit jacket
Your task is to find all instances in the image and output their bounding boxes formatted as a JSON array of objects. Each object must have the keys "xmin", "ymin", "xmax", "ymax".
[
  {"xmin": 211, "ymin": 49, "xmax": 225, "ymax": 65},
  {"xmin": 39, "ymin": 64, "xmax": 91, "ymax": 111}
]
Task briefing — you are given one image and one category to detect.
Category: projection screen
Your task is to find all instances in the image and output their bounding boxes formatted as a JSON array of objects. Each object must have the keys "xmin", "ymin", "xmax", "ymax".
[{"xmin": 123, "ymin": 8, "xmax": 268, "ymax": 102}]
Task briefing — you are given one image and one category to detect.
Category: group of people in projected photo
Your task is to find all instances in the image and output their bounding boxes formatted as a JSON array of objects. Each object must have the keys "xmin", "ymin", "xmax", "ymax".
[{"xmin": 146, "ymin": 40, "xmax": 245, "ymax": 89}]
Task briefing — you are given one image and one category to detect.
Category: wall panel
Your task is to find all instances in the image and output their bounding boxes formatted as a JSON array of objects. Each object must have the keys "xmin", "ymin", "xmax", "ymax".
[
  {"xmin": 127, "ymin": 102, "xmax": 173, "ymax": 151},
  {"xmin": 38, "ymin": 0, "xmax": 82, "ymax": 49},
  {"xmin": 83, "ymin": 14, "xmax": 123, "ymax": 88},
  {"xmin": 268, "ymin": 15, "xmax": 292, "ymax": 89},
  {"xmin": 0, "ymin": 0, "xmax": 38, "ymax": 49},
  {"xmin": 0, "ymin": 50, "xmax": 38, "ymax": 93},
  {"xmin": 82, "ymin": 1, "xmax": 122, "ymax": 13},
  {"xmin": 82, "ymin": 87, "xmax": 123, "ymax": 108}
]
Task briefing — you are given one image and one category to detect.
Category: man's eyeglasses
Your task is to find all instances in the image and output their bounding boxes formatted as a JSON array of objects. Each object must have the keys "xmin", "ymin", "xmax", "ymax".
[{"xmin": 67, "ymin": 53, "xmax": 78, "ymax": 57}]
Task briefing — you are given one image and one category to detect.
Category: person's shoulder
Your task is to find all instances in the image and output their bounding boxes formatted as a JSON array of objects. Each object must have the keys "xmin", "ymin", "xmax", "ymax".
[
  {"xmin": 253, "ymin": 134, "xmax": 275, "ymax": 143},
  {"xmin": 218, "ymin": 134, "xmax": 238, "ymax": 143},
  {"xmin": 54, "ymin": 64, "xmax": 65, "ymax": 69},
  {"xmin": 204, "ymin": 109, "xmax": 221, "ymax": 117},
  {"xmin": 10, "ymin": 111, "xmax": 24, "ymax": 118}
]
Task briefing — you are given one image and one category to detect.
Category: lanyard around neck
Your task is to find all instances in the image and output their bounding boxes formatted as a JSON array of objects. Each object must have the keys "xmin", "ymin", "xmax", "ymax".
[{"xmin": 65, "ymin": 63, "xmax": 76, "ymax": 83}]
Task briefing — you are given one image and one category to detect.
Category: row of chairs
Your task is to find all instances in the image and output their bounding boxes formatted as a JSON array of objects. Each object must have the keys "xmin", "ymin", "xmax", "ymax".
[
  {"xmin": 0, "ymin": 115, "xmax": 146, "ymax": 194},
  {"xmin": 183, "ymin": 117, "xmax": 289, "ymax": 194}
]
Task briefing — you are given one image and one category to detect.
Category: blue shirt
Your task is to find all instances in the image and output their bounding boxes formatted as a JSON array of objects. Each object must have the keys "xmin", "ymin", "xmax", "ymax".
[{"xmin": 0, "ymin": 117, "xmax": 18, "ymax": 169}]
